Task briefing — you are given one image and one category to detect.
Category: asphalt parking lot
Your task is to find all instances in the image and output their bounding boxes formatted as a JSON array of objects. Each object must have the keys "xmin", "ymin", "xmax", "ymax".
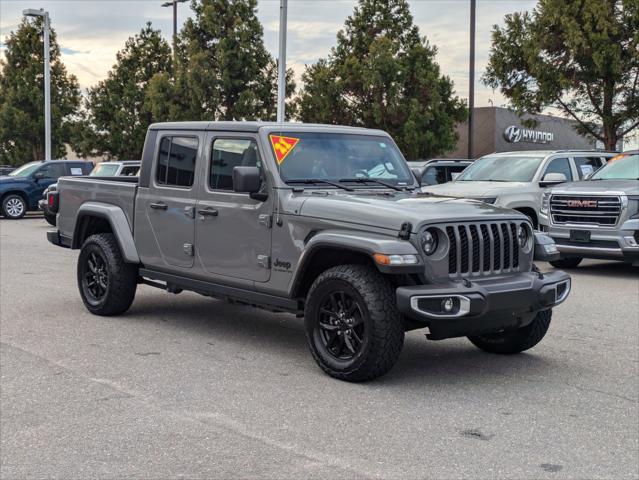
[{"xmin": 1, "ymin": 216, "xmax": 638, "ymax": 479}]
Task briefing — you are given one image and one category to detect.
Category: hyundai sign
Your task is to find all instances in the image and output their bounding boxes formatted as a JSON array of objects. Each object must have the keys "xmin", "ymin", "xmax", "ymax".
[{"xmin": 504, "ymin": 125, "xmax": 554, "ymax": 144}]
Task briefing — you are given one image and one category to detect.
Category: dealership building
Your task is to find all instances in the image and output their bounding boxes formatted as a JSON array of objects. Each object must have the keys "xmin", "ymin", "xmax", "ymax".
[{"xmin": 446, "ymin": 107, "xmax": 618, "ymax": 159}]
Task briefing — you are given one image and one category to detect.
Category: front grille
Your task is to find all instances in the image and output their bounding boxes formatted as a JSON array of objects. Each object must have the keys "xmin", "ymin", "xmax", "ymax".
[
  {"xmin": 446, "ymin": 222, "xmax": 522, "ymax": 277},
  {"xmin": 550, "ymin": 195, "xmax": 622, "ymax": 226}
]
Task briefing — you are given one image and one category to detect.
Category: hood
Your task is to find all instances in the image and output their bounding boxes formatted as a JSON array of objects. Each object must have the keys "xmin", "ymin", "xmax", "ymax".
[
  {"xmin": 0, "ymin": 176, "xmax": 27, "ymax": 184},
  {"xmin": 422, "ymin": 181, "xmax": 529, "ymax": 198},
  {"xmin": 298, "ymin": 191, "xmax": 526, "ymax": 231},
  {"xmin": 550, "ymin": 180, "xmax": 639, "ymax": 196}
]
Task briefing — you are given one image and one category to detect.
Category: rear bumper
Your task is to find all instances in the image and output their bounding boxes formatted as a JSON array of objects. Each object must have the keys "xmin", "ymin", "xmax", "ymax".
[{"xmin": 396, "ymin": 270, "xmax": 571, "ymax": 340}]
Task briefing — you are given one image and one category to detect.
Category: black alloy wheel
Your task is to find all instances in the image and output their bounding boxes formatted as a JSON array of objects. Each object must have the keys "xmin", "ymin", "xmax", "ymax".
[
  {"xmin": 82, "ymin": 250, "xmax": 109, "ymax": 304},
  {"xmin": 317, "ymin": 290, "xmax": 366, "ymax": 360}
]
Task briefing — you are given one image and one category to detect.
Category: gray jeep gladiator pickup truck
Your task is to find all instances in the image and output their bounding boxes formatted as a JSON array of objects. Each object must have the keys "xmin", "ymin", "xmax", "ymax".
[{"xmin": 47, "ymin": 122, "xmax": 570, "ymax": 381}]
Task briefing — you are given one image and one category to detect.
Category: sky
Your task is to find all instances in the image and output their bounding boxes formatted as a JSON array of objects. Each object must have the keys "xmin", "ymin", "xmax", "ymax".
[
  {"xmin": 0, "ymin": 0, "xmax": 539, "ymax": 104},
  {"xmin": 1, "ymin": 0, "xmax": 636, "ymax": 148}
]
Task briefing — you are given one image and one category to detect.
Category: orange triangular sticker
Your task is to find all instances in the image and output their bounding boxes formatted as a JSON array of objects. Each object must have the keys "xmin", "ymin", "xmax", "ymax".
[{"xmin": 270, "ymin": 135, "xmax": 300, "ymax": 165}]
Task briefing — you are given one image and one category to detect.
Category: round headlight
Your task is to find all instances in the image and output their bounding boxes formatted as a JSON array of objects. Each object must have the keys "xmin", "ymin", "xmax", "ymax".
[
  {"xmin": 421, "ymin": 229, "xmax": 438, "ymax": 255},
  {"xmin": 517, "ymin": 225, "xmax": 529, "ymax": 248}
]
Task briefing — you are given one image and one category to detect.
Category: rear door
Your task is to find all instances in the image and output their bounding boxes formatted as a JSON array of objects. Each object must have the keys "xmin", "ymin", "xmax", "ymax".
[
  {"xmin": 573, "ymin": 155, "xmax": 606, "ymax": 179},
  {"xmin": 194, "ymin": 132, "xmax": 273, "ymax": 282},
  {"xmin": 136, "ymin": 134, "xmax": 201, "ymax": 269}
]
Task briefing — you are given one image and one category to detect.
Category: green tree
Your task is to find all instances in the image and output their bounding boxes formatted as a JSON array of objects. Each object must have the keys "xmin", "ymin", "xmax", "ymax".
[
  {"xmin": 295, "ymin": 0, "xmax": 467, "ymax": 160},
  {"xmin": 76, "ymin": 23, "xmax": 172, "ymax": 159},
  {"xmin": 146, "ymin": 0, "xmax": 295, "ymax": 122},
  {"xmin": 484, "ymin": 0, "xmax": 639, "ymax": 150},
  {"xmin": 0, "ymin": 18, "xmax": 81, "ymax": 165}
]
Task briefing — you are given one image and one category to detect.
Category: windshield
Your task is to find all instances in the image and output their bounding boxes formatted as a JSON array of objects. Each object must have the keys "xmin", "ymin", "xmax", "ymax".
[
  {"xmin": 8, "ymin": 162, "xmax": 41, "ymax": 177},
  {"xmin": 457, "ymin": 155, "xmax": 544, "ymax": 182},
  {"xmin": 90, "ymin": 163, "xmax": 120, "ymax": 176},
  {"xmin": 590, "ymin": 154, "xmax": 638, "ymax": 180},
  {"xmin": 271, "ymin": 132, "xmax": 413, "ymax": 186}
]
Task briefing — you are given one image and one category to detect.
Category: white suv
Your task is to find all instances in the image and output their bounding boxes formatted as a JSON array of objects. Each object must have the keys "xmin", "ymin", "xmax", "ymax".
[{"xmin": 422, "ymin": 150, "xmax": 615, "ymax": 227}]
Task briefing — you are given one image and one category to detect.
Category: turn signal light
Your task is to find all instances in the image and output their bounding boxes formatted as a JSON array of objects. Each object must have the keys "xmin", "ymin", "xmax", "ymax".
[{"xmin": 373, "ymin": 253, "xmax": 419, "ymax": 266}]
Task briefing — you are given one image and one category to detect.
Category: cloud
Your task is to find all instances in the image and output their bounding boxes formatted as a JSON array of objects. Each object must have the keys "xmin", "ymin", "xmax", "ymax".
[{"xmin": 1, "ymin": 0, "xmax": 538, "ymax": 108}]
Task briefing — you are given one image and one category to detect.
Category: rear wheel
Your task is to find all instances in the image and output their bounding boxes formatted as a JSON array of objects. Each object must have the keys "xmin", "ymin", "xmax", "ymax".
[
  {"xmin": 550, "ymin": 257, "xmax": 582, "ymax": 268},
  {"xmin": 468, "ymin": 309, "xmax": 552, "ymax": 354},
  {"xmin": 2, "ymin": 194, "xmax": 27, "ymax": 219},
  {"xmin": 77, "ymin": 233, "xmax": 138, "ymax": 316},
  {"xmin": 304, "ymin": 264, "xmax": 404, "ymax": 382}
]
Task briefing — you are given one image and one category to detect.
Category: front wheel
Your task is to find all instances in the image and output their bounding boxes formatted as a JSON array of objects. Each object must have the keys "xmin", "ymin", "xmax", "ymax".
[
  {"xmin": 304, "ymin": 264, "xmax": 404, "ymax": 382},
  {"xmin": 77, "ymin": 233, "xmax": 138, "ymax": 316},
  {"xmin": 2, "ymin": 194, "xmax": 27, "ymax": 219},
  {"xmin": 468, "ymin": 309, "xmax": 552, "ymax": 354},
  {"xmin": 550, "ymin": 257, "xmax": 582, "ymax": 268}
]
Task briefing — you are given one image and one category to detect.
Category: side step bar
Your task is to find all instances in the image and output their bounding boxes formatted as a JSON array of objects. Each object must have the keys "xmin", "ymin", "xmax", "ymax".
[{"xmin": 139, "ymin": 268, "xmax": 302, "ymax": 314}]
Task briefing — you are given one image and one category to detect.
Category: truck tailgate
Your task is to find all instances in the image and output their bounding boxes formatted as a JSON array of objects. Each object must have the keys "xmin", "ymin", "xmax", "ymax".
[{"xmin": 56, "ymin": 176, "xmax": 138, "ymax": 241}]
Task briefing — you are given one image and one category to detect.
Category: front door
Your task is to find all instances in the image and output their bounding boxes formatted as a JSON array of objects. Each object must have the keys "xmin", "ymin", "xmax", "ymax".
[
  {"xmin": 30, "ymin": 162, "xmax": 67, "ymax": 208},
  {"xmin": 195, "ymin": 134, "xmax": 272, "ymax": 282},
  {"xmin": 138, "ymin": 134, "xmax": 200, "ymax": 269}
]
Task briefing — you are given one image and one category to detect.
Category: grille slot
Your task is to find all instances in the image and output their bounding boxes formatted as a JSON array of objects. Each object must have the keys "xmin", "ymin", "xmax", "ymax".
[
  {"xmin": 550, "ymin": 195, "xmax": 622, "ymax": 226},
  {"xmin": 445, "ymin": 222, "xmax": 523, "ymax": 277}
]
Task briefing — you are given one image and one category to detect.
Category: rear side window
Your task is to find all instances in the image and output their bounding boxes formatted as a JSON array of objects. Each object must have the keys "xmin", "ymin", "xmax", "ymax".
[
  {"xmin": 543, "ymin": 157, "xmax": 573, "ymax": 181},
  {"xmin": 448, "ymin": 165, "xmax": 467, "ymax": 181},
  {"xmin": 120, "ymin": 166, "xmax": 138, "ymax": 176},
  {"xmin": 156, "ymin": 136, "xmax": 198, "ymax": 187},
  {"xmin": 210, "ymin": 138, "xmax": 261, "ymax": 191},
  {"xmin": 38, "ymin": 162, "xmax": 67, "ymax": 179},
  {"xmin": 574, "ymin": 156, "xmax": 604, "ymax": 179}
]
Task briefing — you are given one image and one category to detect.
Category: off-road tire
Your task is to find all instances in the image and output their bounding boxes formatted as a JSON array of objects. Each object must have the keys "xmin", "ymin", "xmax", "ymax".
[
  {"xmin": 1, "ymin": 194, "xmax": 27, "ymax": 219},
  {"xmin": 44, "ymin": 211, "xmax": 57, "ymax": 226},
  {"xmin": 304, "ymin": 264, "xmax": 404, "ymax": 382},
  {"xmin": 550, "ymin": 257, "xmax": 582, "ymax": 268},
  {"xmin": 77, "ymin": 233, "xmax": 138, "ymax": 316},
  {"xmin": 468, "ymin": 309, "xmax": 552, "ymax": 354}
]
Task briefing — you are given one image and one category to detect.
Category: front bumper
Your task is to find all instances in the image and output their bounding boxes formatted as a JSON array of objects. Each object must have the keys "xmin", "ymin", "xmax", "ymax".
[
  {"xmin": 396, "ymin": 270, "xmax": 571, "ymax": 340},
  {"xmin": 539, "ymin": 214, "xmax": 639, "ymax": 264}
]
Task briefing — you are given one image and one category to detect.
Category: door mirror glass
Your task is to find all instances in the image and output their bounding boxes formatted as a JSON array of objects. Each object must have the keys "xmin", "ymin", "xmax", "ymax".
[
  {"xmin": 541, "ymin": 172, "xmax": 567, "ymax": 185},
  {"xmin": 233, "ymin": 166, "xmax": 261, "ymax": 194}
]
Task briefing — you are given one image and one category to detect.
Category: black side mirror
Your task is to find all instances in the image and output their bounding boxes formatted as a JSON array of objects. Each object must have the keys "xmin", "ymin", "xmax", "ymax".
[
  {"xmin": 233, "ymin": 166, "xmax": 261, "ymax": 194},
  {"xmin": 33, "ymin": 171, "xmax": 45, "ymax": 180},
  {"xmin": 410, "ymin": 167, "xmax": 425, "ymax": 185}
]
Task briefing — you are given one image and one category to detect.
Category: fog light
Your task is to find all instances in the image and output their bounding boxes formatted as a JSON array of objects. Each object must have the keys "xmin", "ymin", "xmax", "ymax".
[
  {"xmin": 441, "ymin": 297, "xmax": 454, "ymax": 313},
  {"xmin": 625, "ymin": 235, "xmax": 639, "ymax": 247}
]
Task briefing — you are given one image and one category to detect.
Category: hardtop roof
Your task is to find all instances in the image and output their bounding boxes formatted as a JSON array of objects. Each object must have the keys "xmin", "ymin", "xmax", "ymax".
[{"xmin": 148, "ymin": 121, "xmax": 387, "ymax": 136}]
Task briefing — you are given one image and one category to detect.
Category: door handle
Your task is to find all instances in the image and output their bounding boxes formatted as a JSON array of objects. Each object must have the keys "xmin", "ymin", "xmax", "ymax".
[
  {"xmin": 198, "ymin": 208, "xmax": 218, "ymax": 217},
  {"xmin": 150, "ymin": 202, "xmax": 168, "ymax": 210}
]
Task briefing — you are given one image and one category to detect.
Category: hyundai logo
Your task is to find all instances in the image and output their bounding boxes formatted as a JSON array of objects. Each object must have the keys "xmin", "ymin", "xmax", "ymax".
[
  {"xmin": 503, "ymin": 125, "xmax": 554, "ymax": 144},
  {"xmin": 504, "ymin": 125, "xmax": 522, "ymax": 143}
]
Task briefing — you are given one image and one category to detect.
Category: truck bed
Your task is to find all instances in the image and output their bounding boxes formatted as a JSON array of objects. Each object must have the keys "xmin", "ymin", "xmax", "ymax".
[{"xmin": 56, "ymin": 176, "xmax": 138, "ymax": 241}]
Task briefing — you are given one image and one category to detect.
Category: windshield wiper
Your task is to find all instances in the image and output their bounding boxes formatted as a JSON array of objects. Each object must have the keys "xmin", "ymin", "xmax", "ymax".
[
  {"xmin": 339, "ymin": 177, "xmax": 405, "ymax": 191},
  {"xmin": 285, "ymin": 179, "xmax": 354, "ymax": 191}
]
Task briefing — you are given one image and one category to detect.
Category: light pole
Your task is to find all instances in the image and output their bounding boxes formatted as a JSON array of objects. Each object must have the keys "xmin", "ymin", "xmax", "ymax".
[
  {"xmin": 161, "ymin": 0, "xmax": 187, "ymax": 61},
  {"xmin": 23, "ymin": 8, "xmax": 51, "ymax": 161},
  {"xmin": 276, "ymin": 0, "xmax": 288, "ymax": 123},
  {"xmin": 467, "ymin": 0, "xmax": 476, "ymax": 159}
]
